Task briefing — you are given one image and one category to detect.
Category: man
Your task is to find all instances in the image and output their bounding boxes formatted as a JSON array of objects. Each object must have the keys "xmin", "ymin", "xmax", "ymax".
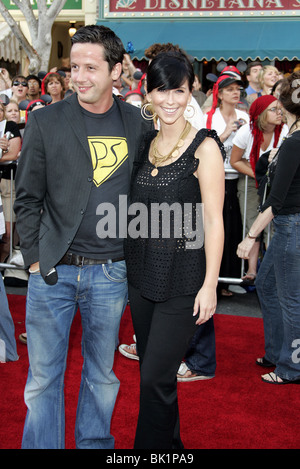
[
  {"xmin": 26, "ymin": 75, "xmax": 41, "ymax": 101},
  {"xmin": 57, "ymin": 67, "xmax": 72, "ymax": 93},
  {"xmin": 14, "ymin": 25, "xmax": 152, "ymax": 449},
  {"xmin": 245, "ymin": 61, "xmax": 262, "ymax": 96}
]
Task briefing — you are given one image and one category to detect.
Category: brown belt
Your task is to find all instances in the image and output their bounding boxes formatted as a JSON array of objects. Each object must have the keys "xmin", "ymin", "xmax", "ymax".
[{"xmin": 58, "ymin": 252, "xmax": 125, "ymax": 266}]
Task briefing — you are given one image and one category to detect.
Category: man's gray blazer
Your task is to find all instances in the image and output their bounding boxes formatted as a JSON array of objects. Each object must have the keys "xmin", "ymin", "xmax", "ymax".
[{"xmin": 14, "ymin": 92, "xmax": 153, "ymax": 281}]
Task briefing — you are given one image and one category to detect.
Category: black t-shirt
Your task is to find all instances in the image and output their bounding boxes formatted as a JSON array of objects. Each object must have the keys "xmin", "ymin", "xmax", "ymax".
[
  {"xmin": 70, "ymin": 101, "xmax": 130, "ymax": 258},
  {"xmin": 5, "ymin": 120, "xmax": 21, "ymax": 139},
  {"xmin": 261, "ymin": 130, "xmax": 300, "ymax": 216}
]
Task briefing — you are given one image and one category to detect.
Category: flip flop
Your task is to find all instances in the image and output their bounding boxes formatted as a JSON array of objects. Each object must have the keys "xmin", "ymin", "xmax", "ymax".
[
  {"xmin": 256, "ymin": 357, "xmax": 275, "ymax": 368},
  {"xmin": 261, "ymin": 372, "xmax": 300, "ymax": 385},
  {"xmin": 241, "ymin": 272, "xmax": 256, "ymax": 286}
]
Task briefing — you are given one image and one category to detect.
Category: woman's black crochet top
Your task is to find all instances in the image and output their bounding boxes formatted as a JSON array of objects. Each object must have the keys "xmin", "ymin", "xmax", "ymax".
[{"xmin": 125, "ymin": 128, "xmax": 224, "ymax": 302}]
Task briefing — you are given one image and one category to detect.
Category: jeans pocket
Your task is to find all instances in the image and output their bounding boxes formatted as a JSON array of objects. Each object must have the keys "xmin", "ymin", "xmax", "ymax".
[{"xmin": 102, "ymin": 260, "xmax": 127, "ymax": 283}]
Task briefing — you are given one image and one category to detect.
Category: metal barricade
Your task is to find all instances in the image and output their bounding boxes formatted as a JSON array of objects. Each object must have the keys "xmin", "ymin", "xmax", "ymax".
[{"xmin": 218, "ymin": 168, "xmax": 270, "ymax": 285}]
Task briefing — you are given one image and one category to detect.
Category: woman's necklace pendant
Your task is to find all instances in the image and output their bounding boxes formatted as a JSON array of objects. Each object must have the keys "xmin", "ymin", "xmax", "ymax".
[{"xmin": 151, "ymin": 168, "xmax": 159, "ymax": 177}]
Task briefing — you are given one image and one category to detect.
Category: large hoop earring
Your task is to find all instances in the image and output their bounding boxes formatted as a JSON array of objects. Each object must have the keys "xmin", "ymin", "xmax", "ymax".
[
  {"xmin": 141, "ymin": 103, "xmax": 156, "ymax": 121},
  {"xmin": 184, "ymin": 104, "xmax": 195, "ymax": 119}
]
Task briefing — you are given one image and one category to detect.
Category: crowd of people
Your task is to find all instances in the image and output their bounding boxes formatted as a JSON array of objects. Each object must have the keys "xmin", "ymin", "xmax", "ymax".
[{"xmin": 0, "ymin": 24, "xmax": 300, "ymax": 449}]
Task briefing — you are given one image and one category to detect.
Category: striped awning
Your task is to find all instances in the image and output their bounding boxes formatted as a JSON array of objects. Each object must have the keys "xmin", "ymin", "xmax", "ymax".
[{"xmin": 0, "ymin": 22, "xmax": 21, "ymax": 63}]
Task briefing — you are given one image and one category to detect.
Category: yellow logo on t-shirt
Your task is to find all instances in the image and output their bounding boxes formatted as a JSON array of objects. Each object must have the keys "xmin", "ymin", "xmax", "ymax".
[{"xmin": 88, "ymin": 137, "xmax": 128, "ymax": 187}]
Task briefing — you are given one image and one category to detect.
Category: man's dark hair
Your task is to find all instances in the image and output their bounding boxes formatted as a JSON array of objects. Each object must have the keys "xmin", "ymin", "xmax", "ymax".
[{"xmin": 71, "ymin": 25, "xmax": 125, "ymax": 72}]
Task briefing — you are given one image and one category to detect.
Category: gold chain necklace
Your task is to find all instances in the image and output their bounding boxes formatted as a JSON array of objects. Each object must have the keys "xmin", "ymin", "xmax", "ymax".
[{"xmin": 151, "ymin": 120, "xmax": 191, "ymax": 177}]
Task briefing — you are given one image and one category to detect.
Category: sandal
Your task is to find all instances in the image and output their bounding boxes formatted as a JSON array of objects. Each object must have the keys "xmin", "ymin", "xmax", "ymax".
[
  {"xmin": 241, "ymin": 272, "xmax": 256, "ymax": 286},
  {"xmin": 19, "ymin": 333, "xmax": 27, "ymax": 345},
  {"xmin": 256, "ymin": 357, "xmax": 275, "ymax": 368},
  {"xmin": 261, "ymin": 372, "xmax": 300, "ymax": 385}
]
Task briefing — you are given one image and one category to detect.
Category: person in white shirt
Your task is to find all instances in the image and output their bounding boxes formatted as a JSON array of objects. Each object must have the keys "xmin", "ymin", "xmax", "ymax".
[
  {"xmin": 0, "ymin": 194, "xmax": 18, "ymax": 363},
  {"xmin": 205, "ymin": 72, "xmax": 249, "ymax": 295},
  {"xmin": 231, "ymin": 95, "xmax": 288, "ymax": 283}
]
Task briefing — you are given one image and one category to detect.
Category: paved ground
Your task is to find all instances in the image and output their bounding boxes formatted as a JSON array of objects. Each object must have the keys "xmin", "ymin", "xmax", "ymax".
[{"xmin": 216, "ymin": 289, "xmax": 261, "ymax": 318}]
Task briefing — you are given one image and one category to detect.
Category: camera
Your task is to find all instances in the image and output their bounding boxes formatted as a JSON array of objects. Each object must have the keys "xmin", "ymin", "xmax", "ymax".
[
  {"xmin": 0, "ymin": 131, "xmax": 13, "ymax": 159},
  {"xmin": 234, "ymin": 118, "xmax": 246, "ymax": 130}
]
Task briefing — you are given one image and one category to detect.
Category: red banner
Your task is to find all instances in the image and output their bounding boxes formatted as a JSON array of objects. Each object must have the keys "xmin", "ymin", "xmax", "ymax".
[{"xmin": 107, "ymin": 0, "xmax": 300, "ymax": 14}]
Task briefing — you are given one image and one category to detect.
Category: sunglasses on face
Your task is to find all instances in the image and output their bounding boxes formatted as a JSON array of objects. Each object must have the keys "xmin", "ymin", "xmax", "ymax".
[{"xmin": 13, "ymin": 81, "xmax": 28, "ymax": 87}]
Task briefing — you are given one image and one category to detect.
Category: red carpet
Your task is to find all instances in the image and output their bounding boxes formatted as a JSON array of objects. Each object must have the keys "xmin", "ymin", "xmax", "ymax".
[{"xmin": 1, "ymin": 294, "xmax": 300, "ymax": 449}]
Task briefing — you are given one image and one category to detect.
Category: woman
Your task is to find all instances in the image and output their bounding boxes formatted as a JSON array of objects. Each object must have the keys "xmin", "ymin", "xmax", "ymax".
[
  {"xmin": 4, "ymin": 99, "xmax": 20, "ymax": 124},
  {"xmin": 42, "ymin": 72, "xmax": 64, "ymax": 103},
  {"xmin": 11, "ymin": 75, "xmax": 28, "ymax": 122},
  {"xmin": 0, "ymin": 101, "xmax": 22, "ymax": 263},
  {"xmin": 237, "ymin": 71, "xmax": 300, "ymax": 385},
  {"xmin": 205, "ymin": 71, "xmax": 249, "ymax": 296},
  {"xmin": 231, "ymin": 95, "xmax": 288, "ymax": 283},
  {"xmin": 125, "ymin": 50, "xmax": 225, "ymax": 448},
  {"xmin": 247, "ymin": 65, "xmax": 280, "ymax": 105},
  {"xmin": 11, "ymin": 75, "xmax": 28, "ymax": 104}
]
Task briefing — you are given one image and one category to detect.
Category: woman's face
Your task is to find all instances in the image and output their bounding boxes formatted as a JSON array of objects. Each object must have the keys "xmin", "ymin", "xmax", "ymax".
[
  {"xmin": 5, "ymin": 102, "xmax": 20, "ymax": 123},
  {"xmin": 265, "ymin": 101, "xmax": 283, "ymax": 126},
  {"xmin": 12, "ymin": 78, "xmax": 28, "ymax": 101},
  {"xmin": 263, "ymin": 69, "xmax": 279, "ymax": 88},
  {"xmin": 46, "ymin": 78, "xmax": 63, "ymax": 97},
  {"xmin": 147, "ymin": 79, "xmax": 192, "ymax": 125},
  {"xmin": 0, "ymin": 105, "xmax": 5, "ymax": 121},
  {"xmin": 218, "ymin": 83, "xmax": 241, "ymax": 106},
  {"xmin": 273, "ymin": 84, "xmax": 282, "ymax": 100}
]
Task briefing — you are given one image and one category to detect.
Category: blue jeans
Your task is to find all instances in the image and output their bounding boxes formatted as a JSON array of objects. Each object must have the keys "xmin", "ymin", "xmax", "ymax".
[
  {"xmin": 256, "ymin": 214, "xmax": 300, "ymax": 381},
  {"xmin": 0, "ymin": 275, "xmax": 18, "ymax": 362},
  {"xmin": 22, "ymin": 261, "xmax": 128, "ymax": 449},
  {"xmin": 184, "ymin": 318, "xmax": 216, "ymax": 377}
]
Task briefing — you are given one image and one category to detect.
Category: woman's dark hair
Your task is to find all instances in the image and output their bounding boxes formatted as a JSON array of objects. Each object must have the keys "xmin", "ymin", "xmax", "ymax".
[
  {"xmin": 71, "ymin": 25, "xmax": 125, "ymax": 72},
  {"xmin": 146, "ymin": 50, "xmax": 195, "ymax": 93},
  {"xmin": 271, "ymin": 79, "xmax": 283, "ymax": 96},
  {"xmin": 279, "ymin": 71, "xmax": 300, "ymax": 119}
]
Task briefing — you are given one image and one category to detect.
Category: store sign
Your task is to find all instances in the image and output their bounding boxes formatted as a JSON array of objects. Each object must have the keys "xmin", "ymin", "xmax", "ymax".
[
  {"xmin": 3, "ymin": 0, "xmax": 82, "ymax": 9},
  {"xmin": 104, "ymin": 0, "xmax": 300, "ymax": 17}
]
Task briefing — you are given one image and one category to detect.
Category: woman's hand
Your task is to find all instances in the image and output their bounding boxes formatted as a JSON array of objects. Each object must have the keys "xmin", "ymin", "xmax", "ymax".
[
  {"xmin": 220, "ymin": 118, "xmax": 238, "ymax": 142},
  {"xmin": 0, "ymin": 136, "xmax": 9, "ymax": 152},
  {"xmin": 193, "ymin": 285, "xmax": 217, "ymax": 325},
  {"xmin": 236, "ymin": 237, "xmax": 256, "ymax": 259}
]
